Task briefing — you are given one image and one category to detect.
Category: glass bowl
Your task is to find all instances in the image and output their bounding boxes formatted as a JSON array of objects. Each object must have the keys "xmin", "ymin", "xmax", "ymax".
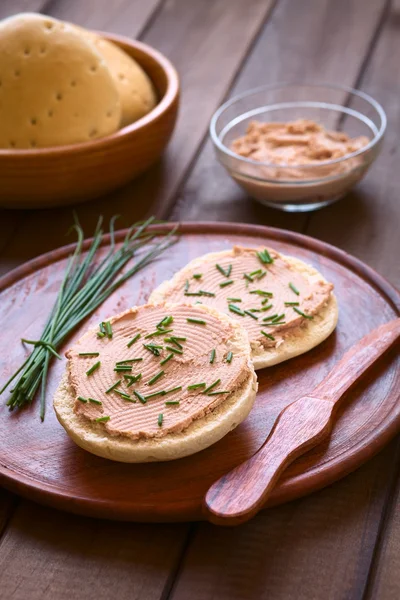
[{"xmin": 210, "ymin": 83, "xmax": 386, "ymax": 212}]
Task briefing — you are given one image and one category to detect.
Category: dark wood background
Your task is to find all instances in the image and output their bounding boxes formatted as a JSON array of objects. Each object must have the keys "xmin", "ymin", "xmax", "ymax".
[{"xmin": 0, "ymin": 1, "xmax": 399, "ymax": 598}]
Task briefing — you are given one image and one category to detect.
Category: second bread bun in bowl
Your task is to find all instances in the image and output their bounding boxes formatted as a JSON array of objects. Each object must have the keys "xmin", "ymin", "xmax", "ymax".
[{"xmin": 0, "ymin": 18, "xmax": 179, "ymax": 208}]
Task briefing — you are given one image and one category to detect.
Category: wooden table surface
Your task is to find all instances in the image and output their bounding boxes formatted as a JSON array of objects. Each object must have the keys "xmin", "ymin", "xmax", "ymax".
[{"xmin": 0, "ymin": 1, "xmax": 399, "ymax": 598}]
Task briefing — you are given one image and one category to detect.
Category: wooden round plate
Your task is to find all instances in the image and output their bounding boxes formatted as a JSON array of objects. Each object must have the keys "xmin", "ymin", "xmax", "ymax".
[{"xmin": 0, "ymin": 223, "xmax": 399, "ymax": 522}]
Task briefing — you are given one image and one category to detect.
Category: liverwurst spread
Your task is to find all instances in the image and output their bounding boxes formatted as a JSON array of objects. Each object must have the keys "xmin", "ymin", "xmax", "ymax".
[
  {"xmin": 231, "ymin": 119, "xmax": 369, "ymax": 179},
  {"xmin": 67, "ymin": 304, "xmax": 252, "ymax": 440},
  {"xmin": 157, "ymin": 246, "xmax": 333, "ymax": 351}
]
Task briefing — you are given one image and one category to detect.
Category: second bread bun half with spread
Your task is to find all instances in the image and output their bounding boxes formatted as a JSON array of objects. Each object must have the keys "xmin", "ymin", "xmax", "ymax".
[
  {"xmin": 149, "ymin": 247, "xmax": 338, "ymax": 369},
  {"xmin": 54, "ymin": 303, "xmax": 257, "ymax": 462}
]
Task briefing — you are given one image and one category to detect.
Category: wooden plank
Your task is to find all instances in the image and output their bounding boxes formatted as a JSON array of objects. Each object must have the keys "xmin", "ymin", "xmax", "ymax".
[
  {"xmin": 0, "ymin": 0, "xmax": 275, "ymax": 267},
  {"xmin": 0, "ymin": 0, "xmax": 47, "ymax": 19},
  {"xmin": 171, "ymin": 0, "xmax": 387, "ymax": 228},
  {"xmin": 171, "ymin": 445, "xmax": 397, "ymax": 600},
  {"xmin": 47, "ymin": 0, "xmax": 162, "ymax": 36},
  {"xmin": 333, "ymin": 8, "xmax": 400, "ymax": 599},
  {"xmin": 0, "ymin": 500, "xmax": 188, "ymax": 600},
  {"xmin": 305, "ymin": 3, "xmax": 399, "ymax": 285}
]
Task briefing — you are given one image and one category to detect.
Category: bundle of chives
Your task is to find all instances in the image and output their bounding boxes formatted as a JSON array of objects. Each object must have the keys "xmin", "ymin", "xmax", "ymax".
[{"xmin": 0, "ymin": 215, "xmax": 178, "ymax": 420}]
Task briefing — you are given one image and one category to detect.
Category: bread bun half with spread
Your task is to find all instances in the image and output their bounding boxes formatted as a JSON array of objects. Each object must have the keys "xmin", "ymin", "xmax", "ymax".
[
  {"xmin": 0, "ymin": 13, "xmax": 121, "ymax": 148},
  {"xmin": 54, "ymin": 303, "xmax": 257, "ymax": 462},
  {"xmin": 149, "ymin": 247, "xmax": 338, "ymax": 369}
]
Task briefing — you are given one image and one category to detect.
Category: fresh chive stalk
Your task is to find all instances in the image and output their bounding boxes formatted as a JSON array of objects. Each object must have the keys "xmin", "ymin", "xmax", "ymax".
[
  {"xmin": 96, "ymin": 416, "xmax": 110, "ymax": 423},
  {"xmin": 261, "ymin": 331, "xmax": 275, "ymax": 341},
  {"xmin": 78, "ymin": 352, "xmax": 99, "ymax": 357},
  {"xmin": 160, "ymin": 353, "xmax": 174, "ymax": 366},
  {"xmin": 209, "ymin": 349, "xmax": 216, "ymax": 364},
  {"xmin": 226, "ymin": 351, "xmax": 233, "ymax": 363},
  {"xmin": 0, "ymin": 215, "xmax": 178, "ymax": 420},
  {"xmin": 187, "ymin": 318, "xmax": 206, "ymax": 325},
  {"xmin": 228, "ymin": 304, "xmax": 245, "ymax": 316},
  {"xmin": 219, "ymin": 280, "xmax": 234, "ymax": 288},
  {"xmin": 203, "ymin": 379, "xmax": 221, "ymax": 394},
  {"xmin": 289, "ymin": 282, "xmax": 300, "ymax": 295},
  {"xmin": 158, "ymin": 413, "xmax": 164, "ymax": 427},
  {"xmin": 244, "ymin": 310, "xmax": 258, "ymax": 320},
  {"xmin": 187, "ymin": 383, "xmax": 206, "ymax": 390},
  {"xmin": 165, "ymin": 400, "xmax": 180, "ymax": 406},
  {"xmin": 293, "ymin": 307, "xmax": 314, "ymax": 319},
  {"xmin": 106, "ymin": 380, "xmax": 121, "ymax": 394},
  {"xmin": 257, "ymin": 249, "xmax": 273, "ymax": 264}
]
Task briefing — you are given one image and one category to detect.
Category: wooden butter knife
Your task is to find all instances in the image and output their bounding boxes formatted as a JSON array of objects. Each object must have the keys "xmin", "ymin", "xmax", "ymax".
[{"xmin": 203, "ymin": 318, "xmax": 400, "ymax": 526}]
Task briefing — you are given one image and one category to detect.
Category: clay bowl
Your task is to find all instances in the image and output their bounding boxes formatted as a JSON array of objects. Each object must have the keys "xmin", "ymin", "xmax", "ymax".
[{"xmin": 0, "ymin": 33, "xmax": 179, "ymax": 208}]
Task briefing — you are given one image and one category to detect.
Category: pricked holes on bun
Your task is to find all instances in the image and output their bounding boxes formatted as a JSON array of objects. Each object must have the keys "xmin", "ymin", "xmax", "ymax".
[
  {"xmin": 44, "ymin": 21, "xmax": 54, "ymax": 31},
  {"xmin": 89, "ymin": 128, "xmax": 98, "ymax": 138},
  {"xmin": 30, "ymin": 118, "xmax": 37, "ymax": 126},
  {"xmin": 70, "ymin": 80, "xmax": 77, "ymax": 87},
  {"xmin": 90, "ymin": 65, "xmax": 98, "ymax": 73},
  {"xmin": 56, "ymin": 93, "xmax": 63, "ymax": 101},
  {"xmin": 24, "ymin": 48, "xmax": 31, "ymax": 56}
]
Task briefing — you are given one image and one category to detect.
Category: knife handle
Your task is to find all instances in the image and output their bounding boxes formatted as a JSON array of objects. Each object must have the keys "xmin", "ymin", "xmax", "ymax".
[
  {"xmin": 313, "ymin": 318, "xmax": 400, "ymax": 403},
  {"xmin": 203, "ymin": 396, "xmax": 334, "ymax": 526}
]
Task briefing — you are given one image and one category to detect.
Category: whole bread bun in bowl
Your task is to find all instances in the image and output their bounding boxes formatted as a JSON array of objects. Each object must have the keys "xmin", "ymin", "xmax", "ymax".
[
  {"xmin": 73, "ymin": 25, "xmax": 157, "ymax": 127},
  {"xmin": 54, "ymin": 303, "xmax": 258, "ymax": 462},
  {"xmin": 0, "ymin": 13, "xmax": 121, "ymax": 148},
  {"xmin": 149, "ymin": 247, "xmax": 338, "ymax": 370}
]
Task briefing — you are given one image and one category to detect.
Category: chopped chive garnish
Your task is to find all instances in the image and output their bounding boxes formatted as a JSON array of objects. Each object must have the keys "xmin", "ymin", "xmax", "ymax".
[
  {"xmin": 104, "ymin": 321, "xmax": 113, "ymax": 338},
  {"xmin": 88, "ymin": 397, "xmax": 102, "ymax": 405},
  {"xmin": 228, "ymin": 304, "xmax": 245, "ymax": 316},
  {"xmin": 187, "ymin": 318, "xmax": 206, "ymax": 325},
  {"xmin": 261, "ymin": 304, "xmax": 273, "ymax": 311},
  {"xmin": 77, "ymin": 396, "xmax": 88, "ymax": 403},
  {"xmin": 184, "ymin": 280, "xmax": 189, "ymax": 292},
  {"xmin": 165, "ymin": 400, "xmax": 180, "ymax": 406},
  {"xmin": 171, "ymin": 336, "xmax": 186, "ymax": 341},
  {"xmin": 96, "ymin": 416, "xmax": 110, "ymax": 423},
  {"xmin": 106, "ymin": 379, "xmax": 121, "ymax": 394},
  {"xmin": 164, "ymin": 337, "xmax": 183, "ymax": 349},
  {"xmin": 114, "ymin": 366, "xmax": 132, "ymax": 372},
  {"xmin": 98, "ymin": 322, "xmax": 106, "ymax": 335},
  {"xmin": 227, "ymin": 297, "xmax": 242, "ymax": 302},
  {"xmin": 145, "ymin": 391, "xmax": 167, "ymax": 399},
  {"xmin": 250, "ymin": 290, "xmax": 273, "ymax": 297},
  {"xmin": 184, "ymin": 292, "xmax": 203, "ymax": 297},
  {"xmin": 199, "ymin": 290, "xmax": 216, "ymax": 297},
  {"xmin": 116, "ymin": 359, "xmax": 142, "ymax": 365},
  {"xmin": 249, "ymin": 308, "xmax": 261, "ymax": 313},
  {"xmin": 114, "ymin": 389, "xmax": 131, "ymax": 400},
  {"xmin": 160, "ymin": 353, "xmax": 174, "ymax": 366},
  {"xmin": 257, "ymin": 249, "xmax": 273, "ymax": 265},
  {"xmin": 187, "ymin": 383, "xmax": 206, "ymax": 390},
  {"xmin": 97, "ymin": 332, "xmax": 105, "ymax": 338},
  {"xmin": 86, "ymin": 361, "xmax": 100, "ymax": 376},
  {"xmin": 243, "ymin": 273, "xmax": 253, "ymax": 282},
  {"xmin": 271, "ymin": 313, "xmax": 285, "ymax": 323},
  {"xmin": 285, "ymin": 302, "xmax": 300, "ymax": 306},
  {"xmin": 289, "ymin": 282, "xmax": 300, "ymax": 295},
  {"xmin": 226, "ymin": 265, "xmax": 232, "ymax": 277},
  {"xmin": 143, "ymin": 343, "xmax": 162, "ymax": 356},
  {"xmin": 193, "ymin": 273, "xmax": 202, "ymax": 279},
  {"xmin": 249, "ymin": 269, "xmax": 262, "ymax": 277},
  {"xmin": 263, "ymin": 314, "xmax": 278, "ymax": 322},
  {"xmin": 220, "ymin": 280, "xmax": 234, "ymax": 288},
  {"xmin": 262, "ymin": 298, "xmax": 272, "ymax": 305},
  {"xmin": 145, "ymin": 328, "xmax": 173, "ymax": 339},
  {"xmin": 164, "ymin": 386, "xmax": 182, "ymax": 394},
  {"xmin": 293, "ymin": 307, "xmax": 314, "ymax": 319},
  {"xmin": 157, "ymin": 316, "xmax": 173, "ymax": 329},
  {"xmin": 203, "ymin": 379, "xmax": 221, "ymax": 394},
  {"xmin": 134, "ymin": 390, "xmax": 146, "ymax": 404},
  {"xmin": 124, "ymin": 374, "xmax": 142, "ymax": 387},
  {"xmin": 226, "ymin": 351, "xmax": 233, "ymax": 363},
  {"xmin": 166, "ymin": 346, "xmax": 183, "ymax": 355},
  {"xmin": 158, "ymin": 413, "xmax": 164, "ymax": 427},
  {"xmin": 244, "ymin": 310, "xmax": 258, "ymax": 320},
  {"xmin": 207, "ymin": 390, "xmax": 230, "ymax": 396},
  {"xmin": 216, "ymin": 264, "xmax": 228, "ymax": 277},
  {"xmin": 210, "ymin": 349, "xmax": 216, "ymax": 364},
  {"xmin": 261, "ymin": 331, "xmax": 275, "ymax": 341},
  {"xmin": 78, "ymin": 352, "xmax": 100, "ymax": 357},
  {"xmin": 127, "ymin": 333, "xmax": 140, "ymax": 347},
  {"xmin": 257, "ymin": 272, "xmax": 267, "ymax": 281},
  {"xmin": 266, "ymin": 321, "xmax": 286, "ymax": 326},
  {"xmin": 148, "ymin": 370, "xmax": 165, "ymax": 385}
]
